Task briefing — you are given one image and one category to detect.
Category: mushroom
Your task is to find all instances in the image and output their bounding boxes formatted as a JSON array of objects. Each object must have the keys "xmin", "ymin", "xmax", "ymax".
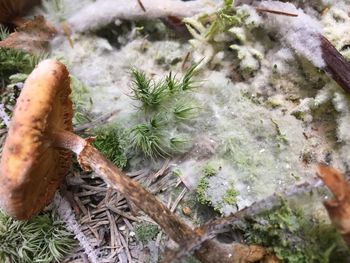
[
  {"xmin": 0, "ymin": 59, "xmax": 264, "ymax": 263},
  {"xmin": 0, "ymin": 58, "xmax": 193, "ymax": 240},
  {"xmin": 0, "ymin": 0, "xmax": 40, "ymax": 24}
]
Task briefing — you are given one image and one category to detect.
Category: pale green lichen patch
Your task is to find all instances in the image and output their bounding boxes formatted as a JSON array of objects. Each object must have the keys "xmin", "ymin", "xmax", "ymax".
[
  {"xmin": 241, "ymin": 201, "xmax": 350, "ymax": 262},
  {"xmin": 134, "ymin": 222, "xmax": 160, "ymax": 244}
]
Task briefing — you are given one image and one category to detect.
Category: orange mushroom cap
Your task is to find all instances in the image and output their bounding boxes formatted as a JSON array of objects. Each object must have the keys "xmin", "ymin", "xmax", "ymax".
[{"xmin": 0, "ymin": 59, "xmax": 73, "ymax": 220}]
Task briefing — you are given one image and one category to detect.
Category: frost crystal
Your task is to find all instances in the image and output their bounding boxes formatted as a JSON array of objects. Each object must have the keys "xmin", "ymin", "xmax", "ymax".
[{"xmin": 259, "ymin": 1, "xmax": 325, "ymax": 68}]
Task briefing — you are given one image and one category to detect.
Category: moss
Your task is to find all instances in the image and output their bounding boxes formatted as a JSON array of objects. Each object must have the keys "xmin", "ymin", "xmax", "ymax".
[
  {"xmin": 70, "ymin": 76, "xmax": 93, "ymax": 125},
  {"xmin": 222, "ymin": 185, "xmax": 238, "ymax": 205},
  {"xmin": 0, "ymin": 210, "xmax": 75, "ymax": 263},
  {"xmin": 241, "ymin": 201, "xmax": 350, "ymax": 263},
  {"xmin": 129, "ymin": 66, "xmax": 199, "ymax": 159},
  {"xmin": 202, "ymin": 163, "xmax": 218, "ymax": 177},
  {"xmin": 134, "ymin": 222, "xmax": 159, "ymax": 244},
  {"xmin": 196, "ymin": 163, "xmax": 219, "ymax": 205},
  {"xmin": 196, "ymin": 176, "xmax": 211, "ymax": 205},
  {"xmin": 92, "ymin": 126, "xmax": 129, "ymax": 169}
]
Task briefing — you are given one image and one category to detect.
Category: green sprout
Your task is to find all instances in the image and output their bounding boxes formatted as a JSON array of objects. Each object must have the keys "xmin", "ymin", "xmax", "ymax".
[
  {"xmin": 70, "ymin": 76, "xmax": 93, "ymax": 125},
  {"xmin": 92, "ymin": 126, "xmax": 128, "ymax": 169},
  {"xmin": 130, "ymin": 121, "xmax": 168, "ymax": 159},
  {"xmin": 170, "ymin": 136, "xmax": 190, "ymax": 153},
  {"xmin": 0, "ymin": 210, "xmax": 75, "ymax": 263},
  {"xmin": 173, "ymin": 103, "xmax": 197, "ymax": 121},
  {"xmin": 128, "ymin": 65, "xmax": 200, "ymax": 159},
  {"xmin": 196, "ymin": 176, "xmax": 211, "ymax": 205},
  {"xmin": 222, "ymin": 185, "xmax": 238, "ymax": 205},
  {"xmin": 130, "ymin": 68, "xmax": 169, "ymax": 111},
  {"xmin": 166, "ymin": 71, "xmax": 181, "ymax": 94},
  {"xmin": 181, "ymin": 63, "xmax": 199, "ymax": 91},
  {"xmin": 202, "ymin": 163, "xmax": 218, "ymax": 177},
  {"xmin": 196, "ymin": 163, "xmax": 218, "ymax": 205}
]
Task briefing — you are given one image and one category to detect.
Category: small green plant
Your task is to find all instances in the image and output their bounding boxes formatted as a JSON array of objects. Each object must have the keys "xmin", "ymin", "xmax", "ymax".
[
  {"xmin": 0, "ymin": 26, "xmax": 45, "ymax": 86},
  {"xmin": 170, "ymin": 136, "xmax": 190, "ymax": 153},
  {"xmin": 92, "ymin": 126, "xmax": 129, "ymax": 169},
  {"xmin": 196, "ymin": 163, "xmax": 218, "ymax": 205},
  {"xmin": 0, "ymin": 210, "xmax": 75, "ymax": 263},
  {"xmin": 181, "ymin": 63, "xmax": 199, "ymax": 91},
  {"xmin": 222, "ymin": 184, "xmax": 238, "ymax": 205},
  {"xmin": 202, "ymin": 163, "xmax": 218, "ymax": 177},
  {"xmin": 128, "ymin": 65, "xmax": 199, "ymax": 159},
  {"xmin": 70, "ymin": 76, "xmax": 93, "ymax": 125},
  {"xmin": 173, "ymin": 103, "xmax": 197, "ymax": 121},
  {"xmin": 242, "ymin": 201, "xmax": 350, "ymax": 263},
  {"xmin": 130, "ymin": 121, "xmax": 168, "ymax": 159},
  {"xmin": 130, "ymin": 68, "xmax": 169, "ymax": 111},
  {"xmin": 134, "ymin": 222, "xmax": 159, "ymax": 244}
]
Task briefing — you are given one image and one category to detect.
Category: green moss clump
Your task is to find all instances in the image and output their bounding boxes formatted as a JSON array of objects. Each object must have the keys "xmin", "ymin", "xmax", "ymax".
[
  {"xmin": 196, "ymin": 176, "xmax": 210, "ymax": 205},
  {"xmin": 222, "ymin": 185, "xmax": 238, "ymax": 205},
  {"xmin": 92, "ymin": 126, "xmax": 128, "ymax": 169},
  {"xmin": 0, "ymin": 210, "xmax": 75, "ymax": 263},
  {"xmin": 128, "ymin": 65, "xmax": 199, "ymax": 159},
  {"xmin": 134, "ymin": 222, "xmax": 159, "ymax": 244},
  {"xmin": 242, "ymin": 201, "xmax": 350, "ymax": 263},
  {"xmin": 196, "ymin": 163, "xmax": 218, "ymax": 205},
  {"xmin": 0, "ymin": 26, "xmax": 44, "ymax": 85},
  {"xmin": 202, "ymin": 163, "xmax": 218, "ymax": 177},
  {"xmin": 70, "ymin": 76, "xmax": 93, "ymax": 125}
]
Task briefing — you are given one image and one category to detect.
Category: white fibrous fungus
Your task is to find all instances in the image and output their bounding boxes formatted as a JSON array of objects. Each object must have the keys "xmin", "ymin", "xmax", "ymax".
[
  {"xmin": 67, "ymin": 0, "xmax": 216, "ymax": 33},
  {"xmin": 259, "ymin": 1, "xmax": 326, "ymax": 68}
]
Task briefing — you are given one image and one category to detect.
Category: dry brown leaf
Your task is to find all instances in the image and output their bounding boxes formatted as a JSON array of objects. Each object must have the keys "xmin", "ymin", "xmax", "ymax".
[
  {"xmin": 317, "ymin": 164, "xmax": 350, "ymax": 245},
  {"xmin": 0, "ymin": 16, "xmax": 56, "ymax": 54}
]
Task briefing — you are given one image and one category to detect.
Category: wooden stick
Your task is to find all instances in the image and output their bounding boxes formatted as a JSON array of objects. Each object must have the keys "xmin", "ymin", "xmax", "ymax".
[
  {"xmin": 162, "ymin": 178, "xmax": 323, "ymax": 262},
  {"xmin": 319, "ymin": 35, "xmax": 350, "ymax": 94},
  {"xmin": 255, "ymin": 8, "xmax": 298, "ymax": 17}
]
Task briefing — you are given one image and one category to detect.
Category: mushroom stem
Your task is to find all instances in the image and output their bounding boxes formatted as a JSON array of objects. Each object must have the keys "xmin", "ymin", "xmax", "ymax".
[
  {"xmin": 51, "ymin": 129, "xmax": 194, "ymax": 243},
  {"xmin": 52, "ymin": 129, "xmax": 253, "ymax": 262}
]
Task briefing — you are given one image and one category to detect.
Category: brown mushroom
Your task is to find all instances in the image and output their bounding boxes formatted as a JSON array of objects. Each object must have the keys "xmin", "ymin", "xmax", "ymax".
[
  {"xmin": 0, "ymin": 58, "xmax": 193, "ymax": 239},
  {"xmin": 0, "ymin": 59, "xmax": 265, "ymax": 263},
  {"xmin": 0, "ymin": 0, "xmax": 41, "ymax": 24},
  {"xmin": 0, "ymin": 59, "xmax": 72, "ymax": 219}
]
